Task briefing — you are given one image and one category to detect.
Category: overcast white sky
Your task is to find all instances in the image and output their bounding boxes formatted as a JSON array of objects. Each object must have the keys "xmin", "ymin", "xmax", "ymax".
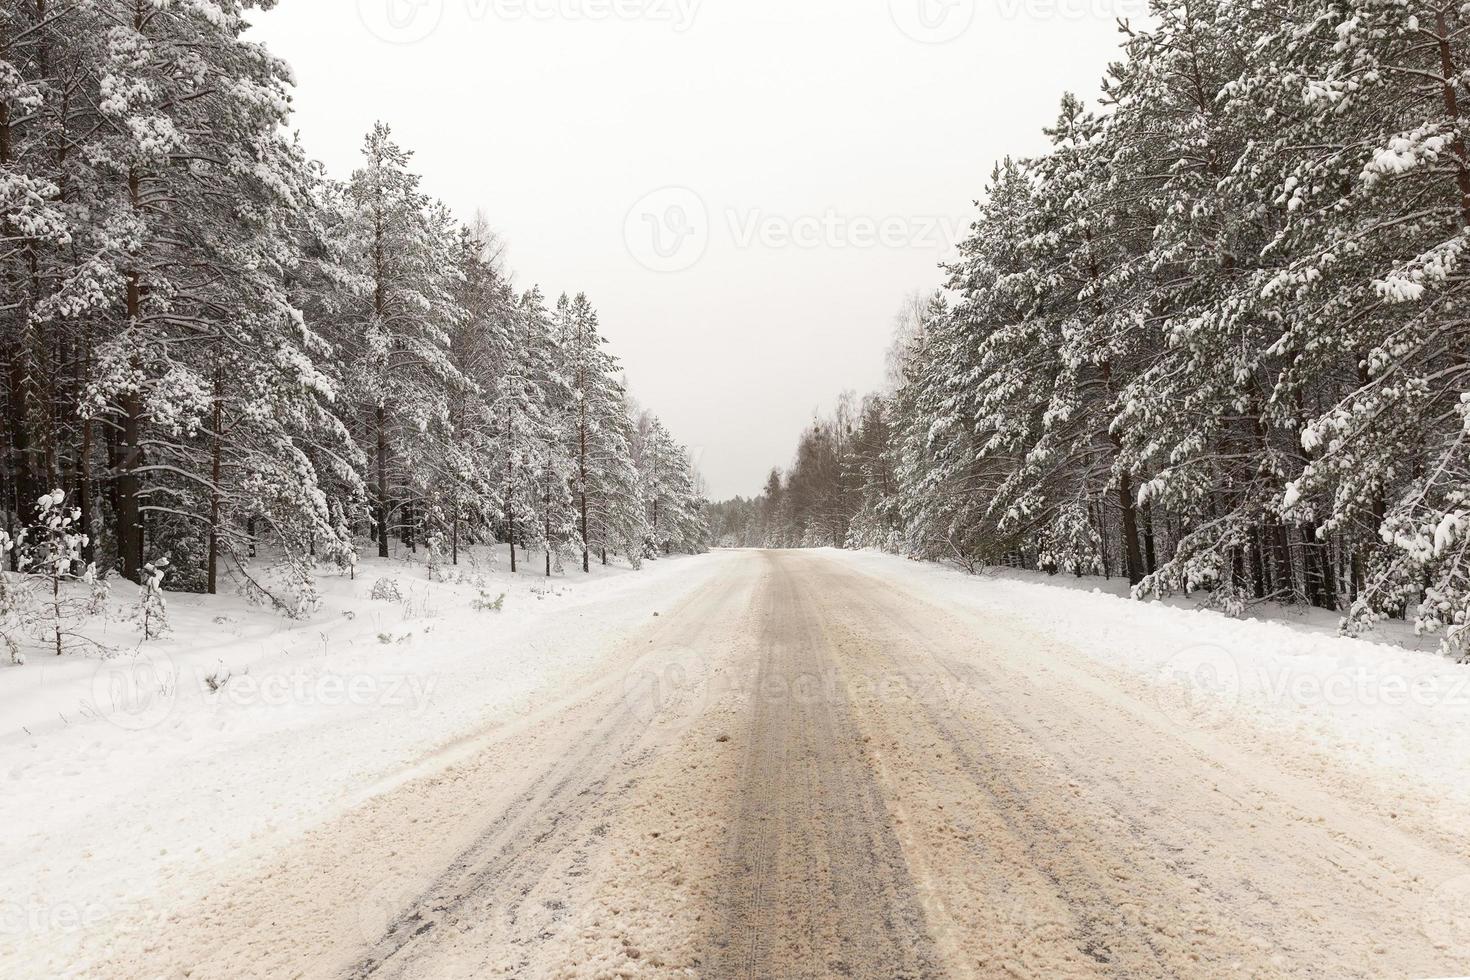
[{"xmin": 247, "ymin": 0, "xmax": 1140, "ymax": 500}]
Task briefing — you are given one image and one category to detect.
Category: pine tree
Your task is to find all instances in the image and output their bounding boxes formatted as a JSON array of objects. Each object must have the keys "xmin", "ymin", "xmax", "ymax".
[
  {"xmin": 68, "ymin": 0, "xmax": 359, "ymax": 601},
  {"xmin": 1248, "ymin": 0, "xmax": 1470, "ymax": 644},
  {"xmin": 337, "ymin": 123, "xmax": 464, "ymax": 561},
  {"xmin": 560, "ymin": 293, "xmax": 644, "ymax": 571},
  {"xmin": 634, "ymin": 412, "xmax": 707, "ymax": 557},
  {"xmin": 443, "ymin": 217, "xmax": 510, "ymax": 563}
]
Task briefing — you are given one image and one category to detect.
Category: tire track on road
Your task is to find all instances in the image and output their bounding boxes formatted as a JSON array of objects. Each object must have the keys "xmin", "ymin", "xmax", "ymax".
[
  {"xmin": 351, "ymin": 568, "xmax": 754, "ymax": 979},
  {"xmin": 709, "ymin": 551, "xmax": 941, "ymax": 980},
  {"xmin": 806, "ymin": 551, "xmax": 1470, "ymax": 979}
]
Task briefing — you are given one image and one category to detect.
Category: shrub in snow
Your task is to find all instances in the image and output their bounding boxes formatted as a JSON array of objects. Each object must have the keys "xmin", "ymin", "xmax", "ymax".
[
  {"xmin": 134, "ymin": 558, "xmax": 171, "ymax": 641},
  {"xmin": 370, "ymin": 577, "xmax": 403, "ymax": 603},
  {"xmin": 425, "ymin": 533, "xmax": 447, "ymax": 582},
  {"xmin": 398, "ymin": 590, "xmax": 437, "ymax": 619},
  {"xmin": 1036, "ymin": 503, "xmax": 1104, "ymax": 579},
  {"xmin": 8, "ymin": 490, "xmax": 110, "ymax": 659},
  {"xmin": 0, "ymin": 530, "xmax": 31, "ymax": 664},
  {"xmin": 204, "ymin": 664, "xmax": 233, "ymax": 693},
  {"xmin": 472, "ymin": 589, "xmax": 506, "ymax": 613}
]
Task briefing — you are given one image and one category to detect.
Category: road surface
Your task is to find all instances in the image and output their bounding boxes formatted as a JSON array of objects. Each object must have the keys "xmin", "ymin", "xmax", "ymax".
[{"xmin": 99, "ymin": 550, "xmax": 1470, "ymax": 978}]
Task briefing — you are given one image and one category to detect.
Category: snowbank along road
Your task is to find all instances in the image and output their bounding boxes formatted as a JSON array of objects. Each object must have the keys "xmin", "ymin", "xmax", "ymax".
[{"xmin": 46, "ymin": 550, "xmax": 1470, "ymax": 977}]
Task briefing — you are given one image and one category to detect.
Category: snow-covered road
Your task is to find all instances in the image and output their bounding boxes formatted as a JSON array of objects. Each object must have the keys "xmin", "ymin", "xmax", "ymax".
[{"xmin": 11, "ymin": 548, "xmax": 1470, "ymax": 977}]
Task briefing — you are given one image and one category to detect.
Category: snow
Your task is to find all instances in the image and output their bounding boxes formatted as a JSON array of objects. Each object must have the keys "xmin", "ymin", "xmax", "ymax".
[
  {"xmin": 831, "ymin": 549, "xmax": 1470, "ymax": 813},
  {"xmin": 1436, "ymin": 510, "xmax": 1466, "ymax": 558},
  {"xmin": 0, "ymin": 547, "xmax": 721, "ymax": 977},
  {"xmin": 10, "ymin": 544, "xmax": 1470, "ymax": 975}
]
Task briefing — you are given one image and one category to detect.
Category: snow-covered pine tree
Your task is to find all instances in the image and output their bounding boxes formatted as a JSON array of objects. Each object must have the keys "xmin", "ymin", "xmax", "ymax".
[
  {"xmin": 560, "ymin": 293, "xmax": 643, "ymax": 571},
  {"xmin": 74, "ymin": 0, "xmax": 360, "ymax": 601},
  {"xmin": 933, "ymin": 161, "xmax": 1051, "ymax": 567},
  {"xmin": 530, "ymin": 292, "xmax": 578, "ymax": 576},
  {"xmin": 19, "ymin": 489, "xmax": 105, "ymax": 657},
  {"xmin": 604, "ymin": 396, "xmax": 653, "ymax": 567},
  {"xmin": 1246, "ymin": 0, "xmax": 1470, "ymax": 647},
  {"xmin": 843, "ymin": 395, "xmax": 902, "ymax": 552},
  {"xmin": 0, "ymin": 1, "xmax": 84, "ymax": 566},
  {"xmin": 336, "ymin": 123, "xmax": 464, "ymax": 560},
  {"xmin": 442, "ymin": 216, "xmax": 511, "ymax": 563},
  {"xmin": 889, "ymin": 290, "xmax": 974, "ymax": 563},
  {"xmin": 634, "ymin": 412, "xmax": 707, "ymax": 556},
  {"xmin": 1101, "ymin": 0, "xmax": 1297, "ymax": 610},
  {"xmin": 1015, "ymin": 95, "xmax": 1144, "ymax": 581},
  {"xmin": 487, "ymin": 286, "xmax": 568, "ymax": 573}
]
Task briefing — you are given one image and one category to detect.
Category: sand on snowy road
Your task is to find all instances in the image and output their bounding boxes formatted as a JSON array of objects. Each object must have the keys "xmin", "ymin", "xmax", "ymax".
[{"xmin": 90, "ymin": 550, "xmax": 1470, "ymax": 978}]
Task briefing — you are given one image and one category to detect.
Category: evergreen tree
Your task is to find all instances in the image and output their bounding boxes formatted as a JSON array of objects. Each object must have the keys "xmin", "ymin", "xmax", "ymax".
[{"xmin": 337, "ymin": 123, "xmax": 464, "ymax": 561}]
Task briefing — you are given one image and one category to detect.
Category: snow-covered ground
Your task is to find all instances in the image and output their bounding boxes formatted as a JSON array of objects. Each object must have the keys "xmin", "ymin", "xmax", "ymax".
[
  {"xmin": 7, "ymin": 545, "xmax": 1470, "ymax": 977},
  {"xmin": 836, "ymin": 549, "xmax": 1470, "ymax": 820},
  {"xmin": 0, "ymin": 546, "xmax": 723, "ymax": 976}
]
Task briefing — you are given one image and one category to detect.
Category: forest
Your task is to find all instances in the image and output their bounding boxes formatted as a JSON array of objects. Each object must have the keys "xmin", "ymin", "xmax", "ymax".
[
  {"xmin": 0, "ymin": 1, "xmax": 710, "ymax": 636},
  {"xmin": 710, "ymin": 0, "xmax": 1470, "ymax": 653}
]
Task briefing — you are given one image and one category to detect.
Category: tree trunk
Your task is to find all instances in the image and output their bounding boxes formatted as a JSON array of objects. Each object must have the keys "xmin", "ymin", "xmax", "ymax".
[
  {"xmin": 117, "ymin": 167, "xmax": 145, "ymax": 582},
  {"xmin": 1116, "ymin": 470, "xmax": 1144, "ymax": 586},
  {"xmin": 579, "ymin": 355, "xmax": 590, "ymax": 574},
  {"xmin": 74, "ymin": 424, "xmax": 93, "ymax": 566},
  {"xmin": 1273, "ymin": 522, "xmax": 1293, "ymax": 600},
  {"xmin": 117, "ymin": 389, "xmax": 144, "ymax": 580},
  {"xmin": 52, "ymin": 574, "xmax": 61, "ymax": 657},
  {"xmin": 507, "ymin": 459, "xmax": 517, "ymax": 574},
  {"xmin": 206, "ymin": 371, "xmax": 222, "ymax": 595},
  {"xmin": 579, "ymin": 442, "xmax": 590, "ymax": 573},
  {"xmin": 1142, "ymin": 503, "xmax": 1158, "ymax": 576},
  {"xmin": 1251, "ymin": 526, "xmax": 1267, "ymax": 600},
  {"xmin": 1301, "ymin": 523, "xmax": 1334, "ymax": 610},
  {"xmin": 75, "ymin": 320, "xmax": 95, "ymax": 567},
  {"xmin": 375, "ymin": 404, "xmax": 389, "ymax": 559},
  {"xmin": 1100, "ymin": 361, "xmax": 1144, "ymax": 586}
]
